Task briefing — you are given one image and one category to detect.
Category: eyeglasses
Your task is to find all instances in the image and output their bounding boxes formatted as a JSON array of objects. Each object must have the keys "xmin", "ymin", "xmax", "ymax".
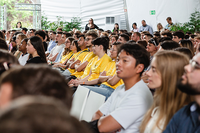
[
  {"xmin": 190, "ymin": 60, "xmax": 200, "ymax": 71},
  {"xmin": 85, "ymin": 38, "xmax": 92, "ymax": 41}
]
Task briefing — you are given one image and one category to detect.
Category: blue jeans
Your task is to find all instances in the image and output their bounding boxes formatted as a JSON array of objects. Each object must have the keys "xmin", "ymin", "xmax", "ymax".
[{"xmin": 83, "ymin": 84, "xmax": 114, "ymax": 101}]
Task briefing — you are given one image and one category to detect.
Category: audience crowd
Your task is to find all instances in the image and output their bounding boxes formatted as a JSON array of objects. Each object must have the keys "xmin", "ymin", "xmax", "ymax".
[{"xmin": 0, "ymin": 16, "xmax": 200, "ymax": 133}]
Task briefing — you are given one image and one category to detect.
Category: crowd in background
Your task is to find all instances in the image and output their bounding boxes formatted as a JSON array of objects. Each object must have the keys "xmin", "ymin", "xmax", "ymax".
[{"xmin": 0, "ymin": 16, "xmax": 200, "ymax": 133}]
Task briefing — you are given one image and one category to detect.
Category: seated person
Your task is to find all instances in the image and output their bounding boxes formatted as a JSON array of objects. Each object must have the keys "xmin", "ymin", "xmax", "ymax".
[
  {"xmin": 0, "ymin": 65, "xmax": 72, "ymax": 109},
  {"xmin": 69, "ymin": 30, "xmax": 98, "ymax": 79},
  {"xmin": 62, "ymin": 34, "xmax": 89, "ymax": 78},
  {"xmin": 69, "ymin": 37, "xmax": 112, "ymax": 88},
  {"xmin": 91, "ymin": 43, "xmax": 153, "ymax": 133},
  {"xmin": 52, "ymin": 37, "xmax": 75, "ymax": 69},
  {"xmin": 74, "ymin": 42, "xmax": 124, "ymax": 100},
  {"xmin": 47, "ymin": 32, "xmax": 65, "ymax": 63},
  {"xmin": 18, "ymin": 38, "xmax": 29, "ymax": 66},
  {"xmin": 0, "ymin": 96, "xmax": 91, "ymax": 133}
]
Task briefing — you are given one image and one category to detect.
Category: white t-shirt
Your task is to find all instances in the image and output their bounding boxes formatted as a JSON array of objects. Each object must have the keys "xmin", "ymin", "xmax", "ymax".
[
  {"xmin": 18, "ymin": 53, "xmax": 29, "ymax": 66},
  {"xmin": 50, "ymin": 43, "xmax": 65, "ymax": 56},
  {"xmin": 144, "ymin": 107, "xmax": 165, "ymax": 133},
  {"xmin": 99, "ymin": 80, "xmax": 153, "ymax": 133}
]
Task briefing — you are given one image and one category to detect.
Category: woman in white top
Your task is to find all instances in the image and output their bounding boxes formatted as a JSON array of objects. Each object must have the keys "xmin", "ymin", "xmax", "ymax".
[{"xmin": 140, "ymin": 51, "xmax": 193, "ymax": 133}]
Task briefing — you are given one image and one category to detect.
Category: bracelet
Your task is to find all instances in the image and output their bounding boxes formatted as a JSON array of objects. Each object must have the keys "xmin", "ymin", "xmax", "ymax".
[
  {"xmin": 82, "ymin": 82, "xmax": 85, "ymax": 85},
  {"xmin": 51, "ymin": 62, "xmax": 52, "ymax": 65}
]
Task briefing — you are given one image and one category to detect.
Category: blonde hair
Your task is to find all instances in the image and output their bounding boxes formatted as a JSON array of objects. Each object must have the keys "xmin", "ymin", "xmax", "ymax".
[
  {"xmin": 140, "ymin": 51, "xmax": 193, "ymax": 132},
  {"xmin": 157, "ymin": 23, "xmax": 163, "ymax": 31}
]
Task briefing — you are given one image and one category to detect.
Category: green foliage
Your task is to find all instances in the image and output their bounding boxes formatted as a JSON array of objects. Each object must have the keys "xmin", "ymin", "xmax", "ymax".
[
  {"xmin": 0, "ymin": 0, "xmax": 33, "ymax": 29},
  {"xmin": 171, "ymin": 10, "xmax": 200, "ymax": 33},
  {"xmin": 41, "ymin": 15, "xmax": 82, "ymax": 32}
]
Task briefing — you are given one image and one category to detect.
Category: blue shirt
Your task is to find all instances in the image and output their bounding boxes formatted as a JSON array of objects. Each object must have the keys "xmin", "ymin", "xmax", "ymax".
[
  {"xmin": 54, "ymin": 48, "xmax": 64, "ymax": 63},
  {"xmin": 139, "ymin": 24, "xmax": 153, "ymax": 35},
  {"xmin": 163, "ymin": 102, "xmax": 200, "ymax": 133},
  {"xmin": 47, "ymin": 40, "xmax": 57, "ymax": 53}
]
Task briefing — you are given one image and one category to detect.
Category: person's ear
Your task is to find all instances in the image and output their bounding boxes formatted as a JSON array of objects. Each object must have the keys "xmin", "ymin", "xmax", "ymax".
[{"xmin": 136, "ymin": 64, "xmax": 144, "ymax": 74}]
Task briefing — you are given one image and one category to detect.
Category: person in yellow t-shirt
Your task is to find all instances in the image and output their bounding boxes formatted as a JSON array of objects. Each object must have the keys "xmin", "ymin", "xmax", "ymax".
[
  {"xmin": 79, "ymin": 42, "xmax": 124, "ymax": 100},
  {"xmin": 69, "ymin": 37, "xmax": 113, "ymax": 89},
  {"xmin": 52, "ymin": 37, "xmax": 75, "ymax": 69},
  {"xmin": 70, "ymin": 30, "xmax": 98, "ymax": 79},
  {"xmin": 62, "ymin": 35, "xmax": 89, "ymax": 78}
]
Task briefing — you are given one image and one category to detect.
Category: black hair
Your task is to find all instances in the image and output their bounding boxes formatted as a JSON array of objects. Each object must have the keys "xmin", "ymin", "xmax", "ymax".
[
  {"xmin": 63, "ymin": 32, "xmax": 72, "ymax": 38},
  {"xmin": 21, "ymin": 28, "xmax": 28, "ymax": 32},
  {"xmin": 118, "ymin": 43, "xmax": 149, "ymax": 75},
  {"xmin": 35, "ymin": 30, "xmax": 46, "ymax": 40},
  {"xmin": 72, "ymin": 40, "xmax": 81, "ymax": 52},
  {"xmin": 29, "ymin": 36, "xmax": 47, "ymax": 63},
  {"xmin": 158, "ymin": 37, "xmax": 172, "ymax": 43},
  {"xmin": 98, "ymin": 29, "xmax": 104, "ymax": 32},
  {"xmin": 161, "ymin": 31, "xmax": 172, "ymax": 39},
  {"xmin": 92, "ymin": 37, "xmax": 109, "ymax": 52},
  {"xmin": 0, "ymin": 38, "xmax": 8, "ymax": 50},
  {"xmin": 161, "ymin": 40, "xmax": 180, "ymax": 50},
  {"xmin": 16, "ymin": 22, "xmax": 22, "ymax": 28},
  {"xmin": 52, "ymin": 31, "xmax": 56, "ymax": 34},
  {"xmin": 78, "ymin": 34, "xmax": 85, "ymax": 39},
  {"xmin": 144, "ymin": 33, "xmax": 153, "ymax": 38},
  {"xmin": 132, "ymin": 22, "xmax": 137, "ymax": 28},
  {"xmin": 120, "ymin": 33, "xmax": 129, "ymax": 41},
  {"xmin": 148, "ymin": 37, "xmax": 159, "ymax": 46},
  {"xmin": 173, "ymin": 31, "xmax": 185, "ymax": 39}
]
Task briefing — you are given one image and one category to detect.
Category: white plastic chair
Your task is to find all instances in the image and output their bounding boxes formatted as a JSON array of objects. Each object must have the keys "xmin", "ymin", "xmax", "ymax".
[
  {"xmin": 80, "ymin": 90, "xmax": 106, "ymax": 122},
  {"xmin": 70, "ymin": 85, "xmax": 90, "ymax": 120}
]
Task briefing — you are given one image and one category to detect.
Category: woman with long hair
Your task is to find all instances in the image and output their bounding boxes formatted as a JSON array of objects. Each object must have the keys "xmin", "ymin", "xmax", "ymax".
[
  {"xmin": 52, "ymin": 37, "xmax": 75, "ymax": 69},
  {"xmin": 140, "ymin": 51, "xmax": 193, "ymax": 133},
  {"xmin": 157, "ymin": 23, "xmax": 164, "ymax": 32},
  {"xmin": 26, "ymin": 36, "xmax": 47, "ymax": 64},
  {"xmin": 85, "ymin": 18, "xmax": 99, "ymax": 30}
]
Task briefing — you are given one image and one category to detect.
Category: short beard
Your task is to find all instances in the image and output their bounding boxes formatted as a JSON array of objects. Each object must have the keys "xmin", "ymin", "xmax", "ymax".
[{"xmin": 177, "ymin": 78, "xmax": 200, "ymax": 95}]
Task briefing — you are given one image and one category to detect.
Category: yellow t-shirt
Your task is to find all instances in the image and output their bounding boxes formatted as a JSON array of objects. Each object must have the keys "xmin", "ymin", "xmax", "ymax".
[
  {"xmin": 80, "ymin": 56, "xmax": 98, "ymax": 79},
  {"xmin": 88, "ymin": 54, "xmax": 112, "ymax": 81},
  {"xmin": 102, "ymin": 61, "xmax": 124, "ymax": 89},
  {"xmin": 68, "ymin": 49, "xmax": 89, "ymax": 74},
  {"xmin": 71, "ymin": 52, "xmax": 96, "ymax": 78},
  {"xmin": 60, "ymin": 51, "xmax": 73, "ymax": 64}
]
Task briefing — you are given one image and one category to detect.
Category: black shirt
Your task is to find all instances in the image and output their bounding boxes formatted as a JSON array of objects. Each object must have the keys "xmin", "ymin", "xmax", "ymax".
[{"xmin": 26, "ymin": 56, "xmax": 46, "ymax": 64}]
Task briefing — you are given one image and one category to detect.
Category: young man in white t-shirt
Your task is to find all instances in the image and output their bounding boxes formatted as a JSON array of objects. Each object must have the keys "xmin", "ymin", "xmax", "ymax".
[{"xmin": 92, "ymin": 43, "xmax": 153, "ymax": 133}]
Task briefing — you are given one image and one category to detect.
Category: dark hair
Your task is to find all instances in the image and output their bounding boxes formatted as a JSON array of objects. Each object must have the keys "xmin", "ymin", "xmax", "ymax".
[
  {"xmin": 92, "ymin": 37, "xmax": 109, "ymax": 52},
  {"xmin": 153, "ymin": 31, "xmax": 161, "ymax": 37},
  {"xmin": 98, "ymin": 28, "xmax": 104, "ymax": 32},
  {"xmin": 161, "ymin": 31, "xmax": 172, "ymax": 39},
  {"xmin": 35, "ymin": 30, "xmax": 46, "ymax": 40},
  {"xmin": 166, "ymin": 17, "xmax": 172, "ymax": 21},
  {"xmin": 133, "ymin": 32, "xmax": 141, "ymax": 38},
  {"xmin": 173, "ymin": 31, "xmax": 185, "ymax": 39},
  {"xmin": 144, "ymin": 33, "xmax": 153, "ymax": 38},
  {"xmin": 72, "ymin": 40, "xmax": 81, "ymax": 52},
  {"xmin": 63, "ymin": 32, "xmax": 72, "ymax": 38},
  {"xmin": 112, "ymin": 42, "xmax": 123, "ymax": 55},
  {"xmin": 52, "ymin": 31, "xmax": 56, "ymax": 35},
  {"xmin": 85, "ymin": 30, "xmax": 98, "ymax": 39},
  {"xmin": 29, "ymin": 36, "xmax": 47, "ymax": 63},
  {"xmin": 118, "ymin": 43, "xmax": 149, "ymax": 75},
  {"xmin": 0, "ymin": 96, "xmax": 91, "ymax": 133},
  {"xmin": 30, "ymin": 29, "xmax": 36, "ymax": 32},
  {"xmin": 21, "ymin": 28, "xmax": 28, "ymax": 32},
  {"xmin": 190, "ymin": 34, "xmax": 197, "ymax": 39},
  {"xmin": 22, "ymin": 38, "xmax": 28, "ymax": 44},
  {"xmin": 0, "ymin": 31, "xmax": 5, "ymax": 39},
  {"xmin": 161, "ymin": 40, "xmax": 180, "ymax": 50},
  {"xmin": 57, "ymin": 32, "xmax": 63, "ymax": 35},
  {"xmin": 137, "ymin": 40, "xmax": 147, "ymax": 48},
  {"xmin": 174, "ymin": 47, "xmax": 193, "ymax": 59},
  {"xmin": 111, "ymin": 35, "xmax": 119, "ymax": 42},
  {"xmin": 0, "ymin": 65, "xmax": 72, "ymax": 109},
  {"xmin": 16, "ymin": 22, "xmax": 22, "ymax": 28},
  {"xmin": 0, "ymin": 38, "xmax": 8, "ymax": 50},
  {"xmin": 1, "ymin": 30, "xmax": 6, "ymax": 34},
  {"xmin": 63, "ymin": 37, "xmax": 74, "ymax": 56},
  {"xmin": 119, "ymin": 33, "xmax": 129, "ymax": 42},
  {"xmin": 158, "ymin": 37, "xmax": 172, "ymax": 43},
  {"xmin": 148, "ymin": 37, "xmax": 159, "ymax": 46},
  {"xmin": 0, "ymin": 50, "xmax": 19, "ymax": 75},
  {"xmin": 57, "ymin": 27, "xmax": 63, "ymax": 31},
  {"xmin": 78, "ymin": 34, "xmax": 85, "ymax": 39},
  {"xmin": 132, "ymin": 22, "xmax": 137, "ymax": 27}
]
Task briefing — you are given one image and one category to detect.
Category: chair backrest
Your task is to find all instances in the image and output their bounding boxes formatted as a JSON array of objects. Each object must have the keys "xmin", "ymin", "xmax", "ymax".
[
  {"xmin": 80, "ymin": 90, "xmax": 106, "ymax": 122},
  {"xmin": 70, "ymin": 85, "xmax": 90, "ymax": 120}
]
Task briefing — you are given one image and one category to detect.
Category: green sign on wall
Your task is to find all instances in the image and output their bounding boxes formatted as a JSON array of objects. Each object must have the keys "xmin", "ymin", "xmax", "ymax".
[{"xmin": 150, "ymin": 10, "xmax": 156, "ymax": 15}]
